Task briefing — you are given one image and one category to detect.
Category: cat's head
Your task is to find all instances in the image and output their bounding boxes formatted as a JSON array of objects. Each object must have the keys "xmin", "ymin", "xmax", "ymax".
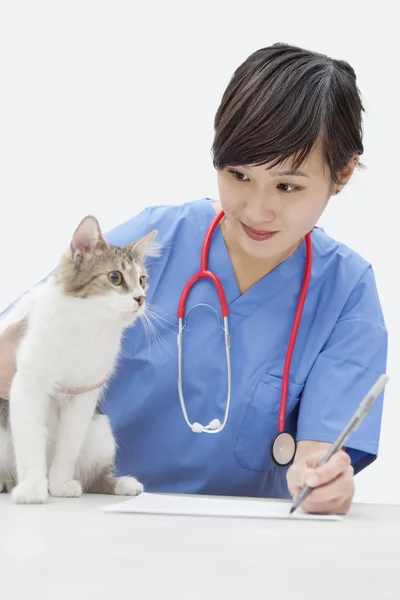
[{"xmin": 56, "ymin": 215, "xmax": 158, "ymax": 324}]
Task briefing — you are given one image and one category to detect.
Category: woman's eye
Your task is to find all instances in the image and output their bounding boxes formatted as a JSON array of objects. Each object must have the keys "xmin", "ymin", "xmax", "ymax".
[
  {"xmin": 277, "ymin": 183, "xmax": 299, "ymax": 193},
  {"xmin": 139, "ymin": 275, "xmax": 146, "ymax": 287},
  {"xmin": 228, "ymin": 169, "xmax": 249, "ymax": 182},
  {"xmin": 108, "ymin": 271, "xmax": 123, "ymax": 286}
]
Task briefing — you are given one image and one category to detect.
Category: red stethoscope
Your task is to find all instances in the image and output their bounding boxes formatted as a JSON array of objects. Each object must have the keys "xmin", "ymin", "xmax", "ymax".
[{"xmin": 177, "ymin": 210, "xmax": 312, "ymax": 467}]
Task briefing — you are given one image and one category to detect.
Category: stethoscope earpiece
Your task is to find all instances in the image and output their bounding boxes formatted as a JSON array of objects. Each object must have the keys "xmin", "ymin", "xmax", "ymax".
[
  {"xmin": 191, "ymin": 419, "xmax": 222, "ymax": 433},
  {"xmin": 207, "ymin": 419, "xmax": 221, "ymax": 430},
  {"xmin": 191, "ymin": 422, "xmax": 204, "ymax": 433}
]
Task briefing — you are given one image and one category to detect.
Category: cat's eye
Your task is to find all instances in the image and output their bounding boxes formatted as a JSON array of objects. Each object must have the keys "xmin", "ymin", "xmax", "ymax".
[
  {"xmin": 108, "ymin": 271, "xmax": 123, "ymax": 286},
  {"xmin": 139, "ymin": 275, "xmax": 146, "ymax": 288}
]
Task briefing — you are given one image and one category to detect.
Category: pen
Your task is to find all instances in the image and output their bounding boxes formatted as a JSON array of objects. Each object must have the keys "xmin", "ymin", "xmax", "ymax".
[{"xmin": 289, "ymin": 373, "xmax": 389, "ymax": 515}]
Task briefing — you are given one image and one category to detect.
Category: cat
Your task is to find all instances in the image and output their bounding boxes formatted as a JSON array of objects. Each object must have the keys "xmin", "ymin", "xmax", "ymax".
[{"xmin": 0, "ymin": 214, "xmax": 158, "ymax": 504}]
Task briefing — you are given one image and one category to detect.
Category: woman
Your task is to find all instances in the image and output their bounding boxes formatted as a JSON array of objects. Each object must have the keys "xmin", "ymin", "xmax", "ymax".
[{"xmin": 0, "ymin": 43, "xmax": 388, "ymax": 514}]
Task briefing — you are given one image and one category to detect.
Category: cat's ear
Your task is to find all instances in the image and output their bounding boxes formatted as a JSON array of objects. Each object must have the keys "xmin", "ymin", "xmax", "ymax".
[
  {"xmin": 129, "ymin": 229, "xmax": 160, "ymax": 258},
  {"xmin": 70, "ymin": 215, "xmax": 105, "ymax": 262}
]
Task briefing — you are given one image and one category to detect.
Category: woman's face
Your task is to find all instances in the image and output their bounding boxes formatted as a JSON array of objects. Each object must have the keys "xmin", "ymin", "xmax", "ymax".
[{"xmin": 217, "ymin": 143, "xmax": 357, "ymax": 261}]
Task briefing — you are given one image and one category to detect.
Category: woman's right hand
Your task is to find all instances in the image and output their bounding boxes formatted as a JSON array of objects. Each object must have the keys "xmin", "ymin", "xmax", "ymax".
[{"xmin": 0, "ymin": 319, "xmax": 25, "ymax": 399}]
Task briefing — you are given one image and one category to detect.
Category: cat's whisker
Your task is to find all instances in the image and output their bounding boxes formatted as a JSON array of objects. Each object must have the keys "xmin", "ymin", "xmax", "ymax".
[
  {"xmin": 142, "ymin": 313, "xmax": 161, "ymax": 348},
  {"xmin": 141, "ymin": 313, "xmax": 174, "ymax": 356},
  {"xmin": 143, "ymin": 315, "xmax": 163, "ymax": 353},
  {"xmin": 140, "ymin": 313, "xmax": 152, "ymax": 346},
  {"xmin": 142, "ymin": 313, "xmax": 162, "ymax": 346},
  {"xmin": 146, "ymin": 303, "xmax": 175, "ymax": 324},
  {"xmin": 148, "ymin": 314, "xmax": 177, "ymax": 335},
  {"xmin": 145, "ymin": 305, "xmax": 177, "ymax": 334},
  {"xmin": 141, "ymin": 313, "xmax": 160, "ymax": 353}
]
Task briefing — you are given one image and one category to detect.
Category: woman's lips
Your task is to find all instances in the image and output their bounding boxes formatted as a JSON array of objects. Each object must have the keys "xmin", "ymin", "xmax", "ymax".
[{"xmin": 241, "ymin": 222, "xmax": 278, "ymax": 241}]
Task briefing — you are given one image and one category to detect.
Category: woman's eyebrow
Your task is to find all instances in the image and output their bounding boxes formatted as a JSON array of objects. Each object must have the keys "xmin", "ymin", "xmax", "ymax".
[{"xmin": 271, "ymin": 168, "xmax": 310, "ymax": 178}]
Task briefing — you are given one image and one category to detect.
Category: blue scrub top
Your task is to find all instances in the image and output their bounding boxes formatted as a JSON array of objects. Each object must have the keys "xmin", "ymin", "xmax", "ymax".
[{"xmin": 99, "ymin": 198, "xmax": 388, "ymax": 499}]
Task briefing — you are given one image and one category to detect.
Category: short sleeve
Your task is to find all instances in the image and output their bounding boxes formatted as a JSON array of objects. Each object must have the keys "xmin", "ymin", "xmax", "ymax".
[{"xmin": 296, "ymin": 266, "xmax": 388, "ymax": 474}]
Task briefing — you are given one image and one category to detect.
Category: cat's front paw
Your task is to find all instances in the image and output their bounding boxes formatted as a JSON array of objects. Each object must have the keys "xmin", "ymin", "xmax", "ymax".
[
  {"xmin": 114, "ymin": 476, "xmax": 144, "ymax": 496},
  {"xmin": 12, "ymin": 478, "xmax": 49, "ymax": 504},
  {"xmin": 49, "ymin": 479, "xmax": 82, "ymax": 498}
]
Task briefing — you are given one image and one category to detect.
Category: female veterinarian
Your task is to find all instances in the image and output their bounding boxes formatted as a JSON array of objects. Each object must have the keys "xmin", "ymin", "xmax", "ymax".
[{"xmin": 0, "ymin": 43, "xmax": 388, "ymax": 514}]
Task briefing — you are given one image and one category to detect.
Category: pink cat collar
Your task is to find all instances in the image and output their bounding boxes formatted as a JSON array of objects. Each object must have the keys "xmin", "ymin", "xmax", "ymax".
[{"xmin": 54, "ymin": 371, "xmax": 112, "ymax": 396}]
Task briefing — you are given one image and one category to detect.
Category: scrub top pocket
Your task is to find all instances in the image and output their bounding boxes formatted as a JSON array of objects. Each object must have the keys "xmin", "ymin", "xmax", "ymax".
[{"xmin": 233, "ymin": 373, "xmax": 304, "ymax": 472}]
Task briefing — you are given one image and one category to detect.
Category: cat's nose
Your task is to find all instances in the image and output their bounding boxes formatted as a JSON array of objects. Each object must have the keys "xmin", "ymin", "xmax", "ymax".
[{"xmin": 135, "ymin": 295, "xmax": 146, "ymax": 307}]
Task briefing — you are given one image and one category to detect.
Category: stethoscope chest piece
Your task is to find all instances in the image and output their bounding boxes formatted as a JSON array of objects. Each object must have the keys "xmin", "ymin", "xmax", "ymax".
[{"xmin": 270, "ymin": 431, "xmax": 296, "ymax": 467}]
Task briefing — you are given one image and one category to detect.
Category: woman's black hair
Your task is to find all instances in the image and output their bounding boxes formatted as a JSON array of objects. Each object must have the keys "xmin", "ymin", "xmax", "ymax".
[{"xmin": 212, "ymin": 43, "xmax": 364, "ymax": 185}]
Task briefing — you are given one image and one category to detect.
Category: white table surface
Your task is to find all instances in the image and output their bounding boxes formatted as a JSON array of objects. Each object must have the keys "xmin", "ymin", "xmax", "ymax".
[{"xmin": 1, "ymin": 493, "xmax": 399, "ymax": 600}]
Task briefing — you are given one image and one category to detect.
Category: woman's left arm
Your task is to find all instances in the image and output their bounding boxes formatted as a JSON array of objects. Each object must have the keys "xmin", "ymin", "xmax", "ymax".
[{"xmin": 287, "ymin": 266, "xmax": 388, "ymax": 514}]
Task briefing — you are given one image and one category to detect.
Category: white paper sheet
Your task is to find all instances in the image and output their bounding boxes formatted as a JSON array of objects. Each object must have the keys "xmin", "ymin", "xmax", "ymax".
[{"xmin": 101, "ymin": 492, "xmax": 341, "ymax": 521}]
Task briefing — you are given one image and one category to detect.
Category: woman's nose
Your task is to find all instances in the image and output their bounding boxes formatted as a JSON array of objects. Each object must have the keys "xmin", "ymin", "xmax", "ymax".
[{"xmin": 245, "ymin": 194, "xmax": 276, "ymax": 223}]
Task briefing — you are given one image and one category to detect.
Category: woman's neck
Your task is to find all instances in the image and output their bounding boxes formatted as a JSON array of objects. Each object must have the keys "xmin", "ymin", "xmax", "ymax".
[{"xmin": 211, "ymin": 201, "xmax": 301, "ymax": 295}]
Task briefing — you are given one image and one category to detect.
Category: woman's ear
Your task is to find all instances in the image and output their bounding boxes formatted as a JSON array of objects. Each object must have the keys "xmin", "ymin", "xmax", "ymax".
[{"xmin": 334, "ymin": 155, "xmax": 360, "ymax": 194}]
